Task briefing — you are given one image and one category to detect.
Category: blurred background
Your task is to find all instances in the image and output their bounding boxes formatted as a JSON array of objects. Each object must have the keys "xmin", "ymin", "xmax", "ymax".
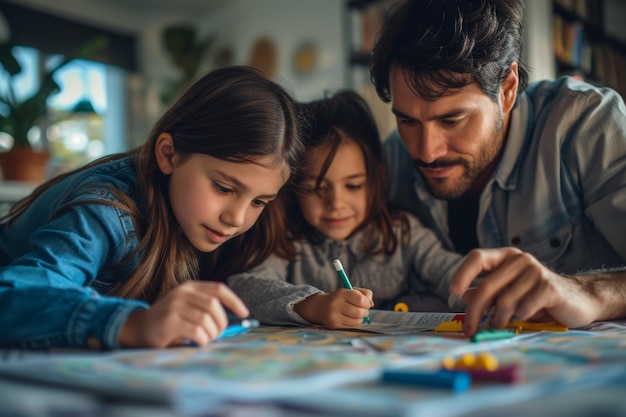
[{"xmin": 0, "ymin": 0, "xmax": 624, "ymax": 196}]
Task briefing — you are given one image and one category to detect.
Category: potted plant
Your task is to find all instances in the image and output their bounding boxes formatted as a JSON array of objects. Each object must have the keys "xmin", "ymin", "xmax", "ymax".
[
  {"xmin": 0, "ymin": 36, "xmax": 107, "ymax": 182},
  {"xmin": 160, "ymin": 24, "xmax": 215, "ymax": 106}
]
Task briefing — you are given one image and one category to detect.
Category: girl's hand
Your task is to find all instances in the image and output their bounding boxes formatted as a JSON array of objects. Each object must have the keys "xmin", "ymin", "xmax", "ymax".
[
  {"xmin": 294, "ymin": 288, "xmax": 373, "ymax": 329},
  {"xmin": 118, "ymin": 281, "xmax": 249, "ymax": 348}
]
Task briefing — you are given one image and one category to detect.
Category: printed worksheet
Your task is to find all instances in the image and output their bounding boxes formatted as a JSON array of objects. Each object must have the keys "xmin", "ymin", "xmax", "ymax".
[{"xmin": 358, "ymin": 310, "xmax": 463, "ymax": 334}]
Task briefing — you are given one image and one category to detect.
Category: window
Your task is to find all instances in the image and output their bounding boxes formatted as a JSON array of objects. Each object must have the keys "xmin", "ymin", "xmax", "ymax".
[{"xmin": 0, "ymin": 46, "xmax": 128, "ymax": 177}]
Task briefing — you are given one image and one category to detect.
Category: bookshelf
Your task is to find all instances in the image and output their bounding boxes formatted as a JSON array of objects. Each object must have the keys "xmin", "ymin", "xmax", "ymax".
[
  {"xmin": 552, "ymin": 0, "xmax": 626, "ymax": 98},
  {"xmin": 343, "ymin": 0, "xmax": 391, "ymax": 89},
  {"xmin": 342, "ymin": 0, "xmax": 396, "ymax": 140}
]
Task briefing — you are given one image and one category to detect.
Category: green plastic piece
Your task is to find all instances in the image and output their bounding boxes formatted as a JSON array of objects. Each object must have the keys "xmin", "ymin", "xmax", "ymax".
[{"xmin": 471, "ymin": 329, "xmax": 516, "ymax": 343}]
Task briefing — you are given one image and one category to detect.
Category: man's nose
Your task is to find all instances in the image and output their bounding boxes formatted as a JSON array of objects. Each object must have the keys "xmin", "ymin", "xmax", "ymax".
[{"xmin": 404, "ymin": 125, "xmax": 447, "ymax": 164}]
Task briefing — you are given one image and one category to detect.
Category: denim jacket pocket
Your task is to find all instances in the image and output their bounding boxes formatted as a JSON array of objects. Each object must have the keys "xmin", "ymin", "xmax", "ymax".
[{"xmin": 516, "ymin": 221, "xmax": 574, "ymax": 272}]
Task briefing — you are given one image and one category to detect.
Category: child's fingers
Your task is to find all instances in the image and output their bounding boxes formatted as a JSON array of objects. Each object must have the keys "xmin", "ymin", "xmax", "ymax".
[
  {"xmin": 321, "ymin": 290, "xmax": 370, "ymax": 328},
  {"xmin": 336, "ymin": 291, "xmax": 371, "ymax": 321},
  {"xmin": 164, "ymin": 284, "xmax": 228, "ymax": 332},
  {"xmin": 175, "ymin": 281, "xmax": 249, "ymax": 325},
  {"xmin": 176, "ymin": 305, "xmax": 225, "ymax": 344},
  {"xmin": 354, "ymin": 287, "xmax": 374, "ymax": 307},
  {"xmin": 172, "ymin": 318, "xmax": 214, "ymax": 347},
  {"xmin": 324, "ymin": 307, "xmax": 368, "ymax": 329},
  {"xmin": 341, "ymin": 287, "xmax": 372, "ymax": 309},
  {"xmin": 196, "ymin": 281, "xmax": 250, "ymax": 318},
  {"xmin": 125, "ymin": 282, "xmax": 248, "ymax": 348}
]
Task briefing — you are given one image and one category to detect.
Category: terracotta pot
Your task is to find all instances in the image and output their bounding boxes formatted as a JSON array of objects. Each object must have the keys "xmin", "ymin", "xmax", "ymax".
[{"xmin": 0, "ymin": 147, "xmax": 50, "ymax": 183}]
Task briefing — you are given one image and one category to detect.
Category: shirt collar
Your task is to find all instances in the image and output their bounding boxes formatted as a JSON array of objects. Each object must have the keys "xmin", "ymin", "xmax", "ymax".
[{"xmin": 491, "ymin": 91, "xmax": 532, "ymax": 192}]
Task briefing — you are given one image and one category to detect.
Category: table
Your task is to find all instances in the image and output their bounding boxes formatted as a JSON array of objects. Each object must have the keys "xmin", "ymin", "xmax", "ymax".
[{"xmin": 1, "ymin": 312, "xmax": 626, "ymax": 417}]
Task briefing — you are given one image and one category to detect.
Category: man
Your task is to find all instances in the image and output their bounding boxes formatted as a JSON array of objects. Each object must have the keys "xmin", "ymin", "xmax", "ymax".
[{"xmin": 370, "ymin": 0, "xmax": 626, "ymax": 335}]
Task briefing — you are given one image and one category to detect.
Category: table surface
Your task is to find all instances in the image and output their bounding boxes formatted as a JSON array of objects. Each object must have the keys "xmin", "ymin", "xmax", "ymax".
[{"xmin": 2, "ymin": 311, "xmax": 626, "ymax": 417}]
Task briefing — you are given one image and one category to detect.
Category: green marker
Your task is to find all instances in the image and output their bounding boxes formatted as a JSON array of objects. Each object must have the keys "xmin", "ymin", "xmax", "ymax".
[
  {"xmin": 333, "ymin": 259, "xmax": 371, "ymax": 324},
  {"xmin": 471, "ymin": 328, "xmax": 517, "ymax": 343}
]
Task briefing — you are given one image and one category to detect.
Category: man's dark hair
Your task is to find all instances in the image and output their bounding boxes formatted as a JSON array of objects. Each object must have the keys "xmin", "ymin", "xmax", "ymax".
[{"xmin": 370, "ymin": 0, "xmax": 529, "ymax": 102}]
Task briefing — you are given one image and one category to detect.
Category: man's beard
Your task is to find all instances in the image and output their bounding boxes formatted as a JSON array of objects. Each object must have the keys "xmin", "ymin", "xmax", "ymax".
[
  {"xmin": 412, "ymin": 114, "xmax": 504, "ymax": 200},
  {"xmin": 413, "ymin": 158, "xmax": 476, "ymax": 199}
]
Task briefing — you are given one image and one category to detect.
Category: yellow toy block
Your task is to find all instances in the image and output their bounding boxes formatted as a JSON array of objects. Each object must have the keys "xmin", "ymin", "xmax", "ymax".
[
  {"xmin": 394, "ymin": 302, "xmax": 409, "ymax": 312},
  {"xmin": 433, "ymin": 320, "xmax": 463, "ymax": 332},
  {"xmin": 506, "ymin": 320, "xmax": 568, "ymax": 332},
  {"xmin": 442, "ymin": 352, "xmax": 499, "ymax": 371}
]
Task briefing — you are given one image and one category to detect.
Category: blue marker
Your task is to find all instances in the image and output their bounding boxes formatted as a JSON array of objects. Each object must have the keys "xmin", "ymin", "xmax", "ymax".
[
  {"xmin": 381, "ymin": 368, "xmax": 471, "ymax": 393},
  {"xmin": 183, "ymin": 318, "xmax": 260, "ymax": 346},
  {"xmin": 217, "ymin": 318, "xmax": 260, "ymax": 339},
  {"xmin": 333, "ymin": 259, "xmax": 371, "ymax": 325}
]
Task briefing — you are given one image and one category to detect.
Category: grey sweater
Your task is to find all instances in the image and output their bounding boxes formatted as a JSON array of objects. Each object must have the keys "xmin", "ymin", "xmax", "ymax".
[{"xmin": 228, "ymin": 213, "xmax": 465, "ymax": 326}]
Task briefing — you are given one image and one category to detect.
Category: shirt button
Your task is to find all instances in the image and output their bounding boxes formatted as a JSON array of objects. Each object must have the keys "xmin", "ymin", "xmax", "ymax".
[
  {"xmin": 87, "ymin": 337, "xmax": 101, "ymax": 350},
  {"xmin": 511, "ymin": 236, "xmax": 521, "ymax": 245}
]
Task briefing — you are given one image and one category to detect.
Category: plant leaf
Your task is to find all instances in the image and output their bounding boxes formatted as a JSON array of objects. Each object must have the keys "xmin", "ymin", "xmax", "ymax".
[{"xmin": 0, "ymin": 43, "xmax": 21, "ymax": 76}]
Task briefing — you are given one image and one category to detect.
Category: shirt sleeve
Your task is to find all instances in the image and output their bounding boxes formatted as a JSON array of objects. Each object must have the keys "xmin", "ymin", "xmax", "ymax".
[
  {"xmin": 570, "ymin": 88, "xmax": 626, "ymax": 260},
  {"xmin": 227, "ymin": 255, "xmax": 322, "ymax": 326},
  {"xmin": 0, "ymin": 202, "xmax": 149, "ymax": 349}
]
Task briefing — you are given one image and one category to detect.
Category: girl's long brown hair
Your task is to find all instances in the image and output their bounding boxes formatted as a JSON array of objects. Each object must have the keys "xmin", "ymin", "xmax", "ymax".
[
  {"xmin": 284, "ymin": 90, "xmax": 409, "ymax": 259},
  {"xmin": 2, "ymin": 66, "xmax": 305, "ymax": 302}
]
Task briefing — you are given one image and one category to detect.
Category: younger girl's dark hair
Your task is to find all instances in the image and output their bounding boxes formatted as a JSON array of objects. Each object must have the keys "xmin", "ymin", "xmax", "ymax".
[
  {"xmin": 285, "ymin": 90, "xmax": 409, "ymax": 257},
  {"xmin": 4, "ymin": 65, "xmax": 305, "ymax": 301}
]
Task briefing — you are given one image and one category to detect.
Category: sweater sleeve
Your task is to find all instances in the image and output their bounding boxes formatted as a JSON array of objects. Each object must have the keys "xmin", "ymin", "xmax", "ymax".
[
  {"xmin": 227, "ymin": 255, "xmax": 322, "ymax": 326},
  {"xmin": 403, "ymin": 214, "xmax": 467, "ymax": 309}
]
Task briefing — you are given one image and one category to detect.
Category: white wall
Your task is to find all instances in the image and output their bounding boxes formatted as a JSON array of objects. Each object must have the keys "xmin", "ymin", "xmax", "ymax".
[
  {"xmin": 194, "ymin": 0, "xmax": 347, "ymax": 102},
  {"xmin": 523, "ymin": 1, "xmax": 556, "ymax": 83},
  {"xmin": 137, "ymin": 0, "xmax": 350, "ymax": 126}
]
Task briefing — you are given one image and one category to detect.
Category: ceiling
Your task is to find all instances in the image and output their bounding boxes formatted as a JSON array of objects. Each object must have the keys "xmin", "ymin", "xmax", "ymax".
[
  {"xmin": 4, "ymin": 0, "xmax": 233, "ymax": 33},
  {"xmin": 104, "ymin": 0, "xmax": 231, "ymax": 18}
]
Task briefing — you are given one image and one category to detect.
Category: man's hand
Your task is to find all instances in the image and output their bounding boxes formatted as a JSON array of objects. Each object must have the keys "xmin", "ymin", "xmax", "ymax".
[
  {"xmin": 449, "ymin": 248, "xmax": 601, "ymax": 336},
  {"xmin": 118, "ymin": 281, "xmax": 249, "ymax": 348},
  {"xmin": 294, "ymin": 288, "xmax": 373, "ymax": 329}
]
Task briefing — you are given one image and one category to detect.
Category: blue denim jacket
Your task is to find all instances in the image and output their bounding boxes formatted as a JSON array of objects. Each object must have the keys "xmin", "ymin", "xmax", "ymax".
[
  {"xmin": 0, "ymin": 156, "xmax": 149, "ymax": 349},
  {"xmin": 384, "ymin": 76, "xmax": 626, "ymax": 273}
]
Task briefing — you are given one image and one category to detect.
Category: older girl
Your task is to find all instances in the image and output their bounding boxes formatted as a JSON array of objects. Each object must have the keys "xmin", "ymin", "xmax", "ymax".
[{"xmin": 0, "ymin": 66, "xmax": 304, "ymax": 349}]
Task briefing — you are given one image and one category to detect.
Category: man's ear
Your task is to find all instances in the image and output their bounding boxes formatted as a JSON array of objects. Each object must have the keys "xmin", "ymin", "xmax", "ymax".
[
  {"xmin": 501, "ymin": 62, "xmax": 519, "ymax": 114},
  {"xmin": 155, "ymin": 133, "xmax": 176, "ymax": 175}
]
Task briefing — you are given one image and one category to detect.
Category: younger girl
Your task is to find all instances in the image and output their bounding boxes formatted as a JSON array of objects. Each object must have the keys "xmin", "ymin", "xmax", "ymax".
[
  {"xmin": 0, "ymin": 66, "xmax": 304, "ymax": 349},
  {"xmin": 228, "ymin": 91, "xmax": 464, "ymax": 329}
]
